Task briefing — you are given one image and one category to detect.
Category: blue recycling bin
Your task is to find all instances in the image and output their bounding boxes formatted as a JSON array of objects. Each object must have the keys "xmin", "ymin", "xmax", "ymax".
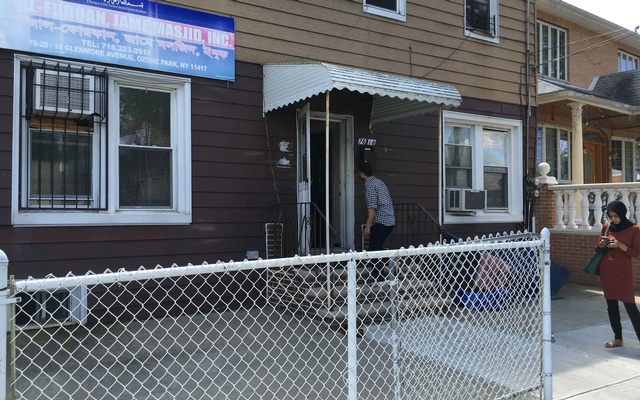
[{"xmin": 550, "ymin": 261, "xmax": 571, "ymax": 295}]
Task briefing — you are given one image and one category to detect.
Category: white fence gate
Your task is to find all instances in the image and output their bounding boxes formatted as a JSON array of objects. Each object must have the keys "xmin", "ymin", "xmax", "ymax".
[{"xmin": 0, "ymin": 230, "xmax": 551, "ymax": 400}]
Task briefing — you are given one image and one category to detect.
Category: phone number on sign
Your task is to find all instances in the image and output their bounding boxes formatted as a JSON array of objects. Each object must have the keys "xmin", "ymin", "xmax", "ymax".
[{"xmin": 102, "ymin": 43, "xmax": 151, "ymax": 56}]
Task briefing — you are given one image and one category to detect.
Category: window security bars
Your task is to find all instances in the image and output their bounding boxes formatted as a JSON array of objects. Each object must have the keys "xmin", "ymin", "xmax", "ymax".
[
  {"xmin": 465, "ymin": 0, "xmax": 496, "ymax": 36},
  {"xmin": 6, "ymin": 234, "xmax": 546, "ymax": 400},
  {"xmin": 21, "ymin": 61, "xmax": 108, "ymax": 210}
]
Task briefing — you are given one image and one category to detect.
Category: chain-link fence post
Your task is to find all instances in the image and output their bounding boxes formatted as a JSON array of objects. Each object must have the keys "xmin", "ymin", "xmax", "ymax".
[
  {"xmin": 0, "ymin": 250, "xmax": 9, "ymax": 400},
  {"xmin": 346, "ymin": 253, "xmax": 358, "ymax": 400},
  {"xmin": 541, "ymin": 228, "xmax": 553, "ymax": 399}
]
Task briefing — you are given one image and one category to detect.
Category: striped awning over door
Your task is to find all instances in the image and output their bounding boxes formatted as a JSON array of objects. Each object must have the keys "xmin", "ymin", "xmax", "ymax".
[{"xmin": 263, "ymin": 62, "xmax": 461, "ymax": 125}]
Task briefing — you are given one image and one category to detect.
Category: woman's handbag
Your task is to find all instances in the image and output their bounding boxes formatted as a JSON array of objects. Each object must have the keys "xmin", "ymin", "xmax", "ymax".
[{"xmin": 583, "ymin": 247, "xmax": 606, "ymax": 276}]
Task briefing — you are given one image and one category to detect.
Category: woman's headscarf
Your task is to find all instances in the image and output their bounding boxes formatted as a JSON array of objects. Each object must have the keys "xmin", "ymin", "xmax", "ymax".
[{"xmin": 606, "ymin": 200, "xmax": 634, "ymax": 232}]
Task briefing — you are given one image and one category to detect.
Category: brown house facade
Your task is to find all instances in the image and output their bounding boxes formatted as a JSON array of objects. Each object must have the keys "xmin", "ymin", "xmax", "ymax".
[{"xmin": 0, "ymin": 0, "xmax": 538, "ymax": 282}]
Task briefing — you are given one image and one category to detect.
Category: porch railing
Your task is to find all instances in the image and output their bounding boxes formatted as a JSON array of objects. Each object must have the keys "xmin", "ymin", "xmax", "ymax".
[
  {"xmin": 269, "ymin": 202, "xmax": 338, "ymax": 258},
  {"xmin": 547, "ymin": 182, "xmax": 640, "ymax": 232},
  {"xmin": 387, "ymin": 203, "xmax": 455, "ymax": 248}
]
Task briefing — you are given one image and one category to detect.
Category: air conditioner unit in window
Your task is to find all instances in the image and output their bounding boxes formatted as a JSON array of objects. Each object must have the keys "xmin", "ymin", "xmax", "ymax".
[
  {"xmin": 446, "ymin": 189, "xmax": 486, "ymax": 212},
  {"xmin": 34, "ymin": 69, "xmax": 95, "ymax": 116},
  {"xmin": 15, "ymin": 286, "xmax": 88, "ymax": 328}
]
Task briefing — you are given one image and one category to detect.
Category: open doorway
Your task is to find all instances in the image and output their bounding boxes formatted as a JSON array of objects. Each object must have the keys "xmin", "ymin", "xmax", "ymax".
[{"xmin": 297, "ymin": 109, "xmax": 354, "ymax": 251}]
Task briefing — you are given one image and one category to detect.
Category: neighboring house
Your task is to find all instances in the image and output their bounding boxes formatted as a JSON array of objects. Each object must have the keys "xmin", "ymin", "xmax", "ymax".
[
  {"xmin": 533, "ymin": 0, "xmax": 640, "ymax": 290},
  {"xmin": 536, "ymin": 0, "xmax": 640, "ymax": 184},
  {"xmin": 0, "ymin": 0, "xmax": 537, "ymax": 288}
]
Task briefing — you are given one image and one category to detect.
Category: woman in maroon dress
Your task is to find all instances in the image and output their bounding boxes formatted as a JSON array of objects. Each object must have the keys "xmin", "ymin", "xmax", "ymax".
[{"xmin": 596, "ymin": 200, "xmax": 640, "ymax": 348}]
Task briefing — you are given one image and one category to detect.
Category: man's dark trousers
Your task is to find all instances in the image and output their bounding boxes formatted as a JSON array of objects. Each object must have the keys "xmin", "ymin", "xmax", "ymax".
[{"xmin": 369, "ymin": 223, "xmax": 395, "ymax": 282}]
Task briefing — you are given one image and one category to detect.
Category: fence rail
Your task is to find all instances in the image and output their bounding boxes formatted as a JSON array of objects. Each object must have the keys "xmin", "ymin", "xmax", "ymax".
[{"xmin": 2, "ymin": 232, "xmax": 549, "ymax": 400}]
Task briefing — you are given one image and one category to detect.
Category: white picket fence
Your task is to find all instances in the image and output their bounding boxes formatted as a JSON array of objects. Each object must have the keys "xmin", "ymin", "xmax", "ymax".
[{"xmin": 0, "ymin": 230, "xmax": 551, "ymax": 400}]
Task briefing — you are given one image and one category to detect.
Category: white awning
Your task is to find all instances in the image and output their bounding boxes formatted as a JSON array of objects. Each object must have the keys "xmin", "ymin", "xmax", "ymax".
[{"xmin": 263, "ymin": 62, "xmax": 461, "ymax": 125}]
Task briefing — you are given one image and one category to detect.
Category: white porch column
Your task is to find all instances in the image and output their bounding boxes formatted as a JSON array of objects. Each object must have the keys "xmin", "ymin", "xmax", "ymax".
[
  {"xmin": 569, "ymin": 102, "xmax": 584, "ymax": 184},
  {"xmin": 569, "ymin": 103, "xmax": 589, "ymax": 227}
]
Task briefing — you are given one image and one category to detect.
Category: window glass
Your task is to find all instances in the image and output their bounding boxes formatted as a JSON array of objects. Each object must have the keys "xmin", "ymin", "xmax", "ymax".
[
  {"xmin": 558, "ymin": 30, "xmax": 566, "ymax": 80},
  {"xmin": 444, "ymin": 126, "xmax": 472, "ymax": 188},
  {"xmin": 544, "ymin": 128, "xmax": 557, "ymax": 178},
  {"xmin": 540, "ymin": 24, "xmax": 549, "ymax": 76},
  {"xmin": 536, "ymin": 128, "xmax": 543, "ymax": 165},
  {"xmin": 624, "ymin": 141, "xmax": 633, "ymax": 182},
  {"xmin": 538, "ymin": 22, "xmax": 567, "ymax": 80},
  {"xmin": 365, "ymin": 0, "xmax": 397, "ymax": 12},
  {"xmin": 363, "ymin": 0, "xmax": 405, "ymax": 21},
  {"xmin": 444, "ymin": 126, "xmax": 471, "ymax": 145},
  {"xmin": 635, "ymin": 142, "xmax": 640, "ymax": 182},
  {"xmin": 559, "ymin": 129, "xmax": 569, "ymax": 181},
  {"xmin": 550, "ymin": 28, "xmax": 558, "ymax": 78},
  {"xmin": 612, "ymin": 140, "xmax": 622, "ymax": 182},
  {"xmin": 483, "ymin": 130, "xmax": 507, "ymax": 209},
  {"xmin": 540, "ymin": 127, "xmax": 570, "ymax": 182},
  {"xmin": 483, "ymin": 130, "xmax": 506, "ymax": 166},
  {"xmin": 612, "ymin": 139, "xmax": 640, "ymax": 182},
  {"xmin": 618, "ymin": 51, "xmax": 640, "ymax": 72},
  {"xmin": 119, "ymin": 88, "xmax": 172, "ymax": 208},
  {"xmin": 466, "ymin": 0, "xmax": 491, "ymax": 33},
  {"xmin": 484, "ymin": 167, "xmax": 507, "ymax": 208},
  {"xmin": 29, "ymin": 130, "xmax": 92, "ymax": 207}
]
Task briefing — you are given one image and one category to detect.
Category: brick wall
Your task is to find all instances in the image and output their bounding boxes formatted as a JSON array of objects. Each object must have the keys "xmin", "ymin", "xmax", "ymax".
[{"xmin": 533, "ymin": 185, "xmax": 640, "ymax": 290}]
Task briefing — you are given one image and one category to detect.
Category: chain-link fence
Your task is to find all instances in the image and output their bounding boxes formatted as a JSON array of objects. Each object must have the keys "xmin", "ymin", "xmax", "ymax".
[{"xmin": 2, "ymin": 232, "xmax": 548, "ymax": 400}]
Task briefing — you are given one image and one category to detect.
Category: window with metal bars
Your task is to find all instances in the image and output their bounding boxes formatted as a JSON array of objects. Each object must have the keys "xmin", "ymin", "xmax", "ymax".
[
  {"xmin": 465, "ymin": 0, "xmax": 498, "ymax": 37},
  {"xmin": 14, "ymin": 56, "xmax": 192, "ymax": 226},
  {"xmin": 22, "ymin": 61, "xmax": 108, "ymax": 210}
]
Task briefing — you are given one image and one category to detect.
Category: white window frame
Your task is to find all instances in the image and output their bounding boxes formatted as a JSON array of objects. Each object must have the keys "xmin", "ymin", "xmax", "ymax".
[
  {"xmin": 12, "ymin": 55, "xmax": 192, "ymax": 226},
  {"xmin": 538, "ymin": 21, "xmax": 567, "ymax": 80},
  {"xmin": 618, "ymin": 50, "xmax": 639, "ymax": 72},
  {"xmin": 363, "ymin": 0, "xmax": 406, "ymax": 22},
  {"xmin": 464, "ymin": 0, "xmax": 500, "ymax": 44},
  {"xmin": 443, "ymin": 111, "xmax": 522, "ymax": 224},
  {"xmin": 611, "ymin": 137, "xmax": 639, "ymax": 182},
  {"xmin": 537, "ymin": 125, "xmax": 572, "ymax": 183}
]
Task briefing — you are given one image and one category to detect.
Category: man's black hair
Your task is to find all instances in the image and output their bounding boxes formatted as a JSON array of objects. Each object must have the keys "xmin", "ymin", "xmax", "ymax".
[{"xmin": 358, "ymin": 162, "xmax": 373, "ymax": 177}]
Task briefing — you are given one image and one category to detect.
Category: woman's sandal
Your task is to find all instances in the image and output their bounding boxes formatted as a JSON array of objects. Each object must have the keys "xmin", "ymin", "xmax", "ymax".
[{"xmin": 604, "ymin": 339, "xmax": 623, "ymax": 348}]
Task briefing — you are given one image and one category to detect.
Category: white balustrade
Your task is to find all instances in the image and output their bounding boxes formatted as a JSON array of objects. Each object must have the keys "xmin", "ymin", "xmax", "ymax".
[{"xmin": 547, "ymin": 183, "xmax": 640, "ymax": 231}]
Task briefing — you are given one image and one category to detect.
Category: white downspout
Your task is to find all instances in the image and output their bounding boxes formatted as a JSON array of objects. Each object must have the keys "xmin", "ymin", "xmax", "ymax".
[{"xmin": 438, "ymin": 104, "xmax": 443, "ymax": 236}]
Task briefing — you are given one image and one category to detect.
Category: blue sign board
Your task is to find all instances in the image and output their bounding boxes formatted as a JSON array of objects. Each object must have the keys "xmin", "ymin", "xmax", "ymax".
[{"xmin": 0, "ymin": 0, "xmax": 235, "ymax": 80}]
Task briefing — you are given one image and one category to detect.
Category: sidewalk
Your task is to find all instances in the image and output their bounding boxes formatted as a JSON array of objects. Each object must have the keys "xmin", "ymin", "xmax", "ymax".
[{"xmin": 551, "ymin": 283, "xmax": 640, "ymax": 399}]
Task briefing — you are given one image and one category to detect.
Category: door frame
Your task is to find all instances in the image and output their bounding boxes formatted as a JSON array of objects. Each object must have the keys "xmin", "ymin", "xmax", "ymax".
[{"xmin": 296, "ymin": 104, "xmax": 311, "ymax": 255}]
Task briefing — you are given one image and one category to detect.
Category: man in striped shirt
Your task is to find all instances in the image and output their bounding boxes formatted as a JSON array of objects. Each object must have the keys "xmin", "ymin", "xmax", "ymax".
[{"xmin": 358, "ymin": 162, "xmax": 395, "ymax": 283}]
